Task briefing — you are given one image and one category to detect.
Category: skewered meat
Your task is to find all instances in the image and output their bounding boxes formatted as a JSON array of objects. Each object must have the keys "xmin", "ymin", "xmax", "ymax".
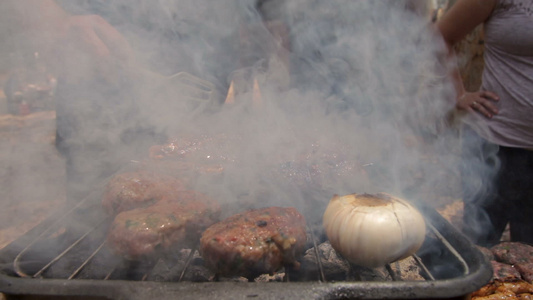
[
  {"xmin": 199, "ymin": 206, "xmax": 307, "ymax": 279},
  {"xmin": 102, "ymin": 170, "xmax": 188, "ymax": 215},
  {"xmin": 107, "ymin": 191, "xmax": 220, "ymax": 260}
]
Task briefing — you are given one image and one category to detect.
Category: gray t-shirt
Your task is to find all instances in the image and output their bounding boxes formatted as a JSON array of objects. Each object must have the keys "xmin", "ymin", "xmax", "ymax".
[{"xmin": 475, "ymin": 0, "xmax": 533, "ymax": 148}]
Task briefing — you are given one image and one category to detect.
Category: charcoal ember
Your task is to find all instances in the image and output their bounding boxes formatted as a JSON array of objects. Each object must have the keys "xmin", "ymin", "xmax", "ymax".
[
  {"xmin": 491, "ymin": 261, "xmax": 522, "ymax": 281},
  {"xmin": 491, "ymin": 242, "xmax": 533, "ymax": 265},
  {"xmin": 515, "ymin": 263, "xmax": 533, "ymax": 283},
  {"xmin": 216, "ymin": 276, "xmax": 249, "ymax": 282},
  {"xmin": 349, "ymin": 264, "xmax": 390, "ymax": 282},
  {"xmin": 390, "ymin": 256, "xmax": 425, "ymax": 281},
  {"xmin": 145, "ymin": 259, "xmax": 171, "ymax": 281},
  {"xmin": 179, "ymin": 265, "xmax": 214, "ymax": 282},
  {"xmin": 291, "ymin": 241, "xmax": 350, "ymax": 281},
  {"xmin": 179, "ymin": 250, "xmax": 215, "ymax": 282},
  {"xmin": 255, "ymin": 273, "xmax": 285, "ymax": 282},
  {"xmin": 147, "ymin": 250, "xmax": 214, "ymax": 282},
  {"xmin": 292, "ymin": 241, "xmax": 390, "ymax": 282}
]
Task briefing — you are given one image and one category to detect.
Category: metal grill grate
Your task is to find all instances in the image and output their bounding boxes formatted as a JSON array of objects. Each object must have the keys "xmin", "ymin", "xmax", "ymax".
[{"xmin": 0, "ymin": 188, "xmax": 492, "ymax": 300}]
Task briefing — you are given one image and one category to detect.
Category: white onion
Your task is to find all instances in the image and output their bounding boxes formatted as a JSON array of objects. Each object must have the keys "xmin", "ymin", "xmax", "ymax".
[{"xmin": 323, "ymin": 193, "xmax": 426, "ymax": 268}]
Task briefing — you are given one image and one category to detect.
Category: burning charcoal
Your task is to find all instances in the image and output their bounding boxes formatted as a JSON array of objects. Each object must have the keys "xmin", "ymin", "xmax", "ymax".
[
  {"xmin": 215, "ymin": 275, "xmax": 249, "ymax": 282},
  {"xmin": 348, "ymin": 264, "xmax": 390, "ymax": 282},
  {"xmin": 179, "ymin": 265, "xmax": 214, "ymax": 282},
  {"xmin": 291, "ymin": 241, "xmax": 350, "ymax": 281},
  {"xmin": 491, "ymin": 261, "xmax": 521, "ymax": 282},
  {"xmin": 390, "ymin": 256, "xmax": 425, "ymax": 281},
  {"xmin": 148, "ymin": 249, "xmax": 214, "ymax": 282},
  {"xmin": 145, "ymin": 259, "xmax": 171, "ymax": 281},
  {"xmin": 255, "ymin": 272, "xmax": 285, "ymax": 282}
]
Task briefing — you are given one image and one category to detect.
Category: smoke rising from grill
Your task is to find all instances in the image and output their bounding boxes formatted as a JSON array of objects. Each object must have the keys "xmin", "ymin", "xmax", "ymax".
[{"xmin": 0, "ymin": 0, "xmax": 498, "ymax": 252}]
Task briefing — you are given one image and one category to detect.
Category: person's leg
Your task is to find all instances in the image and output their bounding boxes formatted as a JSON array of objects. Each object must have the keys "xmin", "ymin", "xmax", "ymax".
[
  {"xmin": 461, "ymin": 127, "xmax": 508, "ymax": 247},
  {"xmin": 499, "ymin": 147, "xmax": 533, "ymax": 245}
]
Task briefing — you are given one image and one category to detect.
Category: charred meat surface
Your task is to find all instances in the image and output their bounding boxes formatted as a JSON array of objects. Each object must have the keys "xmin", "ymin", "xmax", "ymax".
[
  {"xmin": 107, "ymin": 191, "xmax": 220, "ymax": 260},
  {"xmin": 199, "ymin": 206, "xmax": 307, "ymax": 278},
  {"xmin": 492, "ymin": 242, "xmax": 533, "ymax": 282},
  {"xmin": 471, "ymin": 279, "xmax": 533, "ymax": 299},
  {"xmin": 492, "ymin": 242, "xmax": 533, "ymax": 266},
  {"xmin": 491, "ymin": 261, "xmax": 522, "ymax": 282},
  {"xmin": 102, "ymin": 170, "xmax": 188, "ymax": 215}
]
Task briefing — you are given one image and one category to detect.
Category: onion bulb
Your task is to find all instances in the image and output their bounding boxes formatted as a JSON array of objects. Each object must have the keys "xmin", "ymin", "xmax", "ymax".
[{"xmin": 323, "ymin": 193, "xmax": 426, "ymax": 268}]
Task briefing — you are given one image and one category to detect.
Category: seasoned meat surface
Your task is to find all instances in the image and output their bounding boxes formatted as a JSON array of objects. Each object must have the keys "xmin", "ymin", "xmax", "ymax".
[
  {"xmin": 107, "ymin": 191, "xmax": 220, "ymax": 260},
  {"xmin": 515, "ymin": 263, "xmax": 533, "ymax": 283},
  {"xmin": 102, "ymin": 170, "xmax": 187, "ymax": 215},
  {"xmin": 491, "ymin": 261, "xmax": 522, "ymax": 281},
  {"xmin": 492, "ymin": 242, "xmax": 533, "ymax": 282},
  {"xmin": 492, "ymin": 242, "xmax": 533, "ymax": 265},
  {"xmin": 471, "ymin": 279, "xmax": 533, "ymax": 299},
  {"xmin": 199, "ymin": 206, "xmax": 307, "ymax": 278}
]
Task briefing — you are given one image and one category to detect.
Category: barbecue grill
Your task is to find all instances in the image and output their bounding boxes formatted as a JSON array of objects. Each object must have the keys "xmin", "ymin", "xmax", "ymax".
[{"xmin": 0, "ymin": 181, "xmax": 492, "ymax": 300}]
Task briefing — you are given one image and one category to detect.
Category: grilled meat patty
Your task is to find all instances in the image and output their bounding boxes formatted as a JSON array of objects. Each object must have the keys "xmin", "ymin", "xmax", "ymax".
[
  {"xmin": 107, "ymin": 191, "xmax": 220, "ymax": 260},
  {"xmin": 199, "ymin": 206, "xmax": 307, "ymax": 278},
  {"xmin": 102, "ymin": 170, "xmax": 188, "ymax": 215}
]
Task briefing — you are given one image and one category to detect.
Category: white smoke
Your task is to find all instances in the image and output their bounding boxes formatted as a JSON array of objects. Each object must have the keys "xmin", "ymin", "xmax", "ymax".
[{"xmin": 1, "ymin": 0, "xmax": 496, "ymax": 231}]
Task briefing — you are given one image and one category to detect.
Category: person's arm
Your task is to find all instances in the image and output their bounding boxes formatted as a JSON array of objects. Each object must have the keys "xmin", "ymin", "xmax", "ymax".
[{"xmin": 437, "ymin": 0, "xmax": 499, "ymax": 118}]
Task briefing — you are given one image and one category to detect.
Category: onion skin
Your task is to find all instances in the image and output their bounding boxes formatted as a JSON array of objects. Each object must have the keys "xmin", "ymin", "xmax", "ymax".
[{"xmin": 323, "ymin": 193, "xmax": 426, "ymax": 268}]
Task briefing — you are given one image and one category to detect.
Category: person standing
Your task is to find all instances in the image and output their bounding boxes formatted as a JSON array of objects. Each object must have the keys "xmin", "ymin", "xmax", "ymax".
[{"xmin": 437, "ymin": 0, "xmax": 533, "ymax": 246}]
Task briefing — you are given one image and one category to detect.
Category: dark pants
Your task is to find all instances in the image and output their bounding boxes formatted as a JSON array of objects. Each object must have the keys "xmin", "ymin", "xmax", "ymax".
[{"xmin": 462, "ymin": 128, "xmax": 533, "ymax": 247}]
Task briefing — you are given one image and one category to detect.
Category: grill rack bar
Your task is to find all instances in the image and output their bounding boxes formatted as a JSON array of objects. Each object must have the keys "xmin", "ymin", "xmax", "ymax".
[
  {"xmin": 309, "ymin": 227, "xmax": 326, "ymax": 282},
  {"xmin": 0, "ymin": 199, "xmax": 493, "ymax": 300},
  {"xmin": 32, "ymin": 219, "xmax": 108, "ymax": 278},
  {"xmin": 12, "ymin": 208, "xmax": 465, "ymax": 284},
  {"xmin": 69, "ymin": 240, "xmax": 107, "ymax": 280}
]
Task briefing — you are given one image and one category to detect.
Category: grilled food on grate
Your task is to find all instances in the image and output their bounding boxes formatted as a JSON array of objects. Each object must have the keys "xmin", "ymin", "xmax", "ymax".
[
  {"xmin": 199, "ymin": 206, "xmax": 307, "ymax": 279},
  {"xmin": 471, "ymin": 279, "xmax": 533, "ymax": 299},
  {"xmin": 102, "ymin": 170, "xmax": 188, "ymax": 215},
  {"xmin": 107, "ymin": 191, "xmax": 220, "ymax": 260}
]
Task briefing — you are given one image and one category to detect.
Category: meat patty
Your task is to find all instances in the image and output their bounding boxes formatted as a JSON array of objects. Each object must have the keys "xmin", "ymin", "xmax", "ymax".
[
  {"xmin": 491, "ymin": 242, "xmax": 533, "ymax": 265},
  {"xmin": 102, "ymin": 170, "xmax": 188, "ymax": 215},
  {"xmin": 492, "ymin": 242, "xmax": 533, "ymax": 283},
  {"xmin": 491, "ymin": 261, "xmax": 522, "ymax": 281},
  {"xmin": 107, "ymin": 191, "xmax": 220, "ymax": 260},
  {"xmin": 199, "ymin": 207, "xmax": 307, "ymax": 278}
]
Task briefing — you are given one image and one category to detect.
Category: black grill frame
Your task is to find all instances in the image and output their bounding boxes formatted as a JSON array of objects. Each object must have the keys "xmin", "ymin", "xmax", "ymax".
[{"xmin": 0, "ymin": 192, "xmax": 492, "ymax": 300}]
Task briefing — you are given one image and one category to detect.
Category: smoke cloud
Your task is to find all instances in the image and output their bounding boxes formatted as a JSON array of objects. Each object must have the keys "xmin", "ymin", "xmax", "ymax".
[{"xmin": 1, "ymin": 0, "xmax": 498, "ymax": 240}]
